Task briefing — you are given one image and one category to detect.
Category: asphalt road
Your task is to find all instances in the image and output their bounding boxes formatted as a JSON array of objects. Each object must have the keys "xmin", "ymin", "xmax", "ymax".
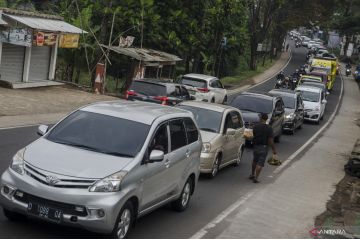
[{"xmin": 0, "ymin": 42, "xmax": 343, "ymax": 238}]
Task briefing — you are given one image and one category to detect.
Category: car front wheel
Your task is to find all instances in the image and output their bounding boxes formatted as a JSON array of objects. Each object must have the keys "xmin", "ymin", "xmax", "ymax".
[
  {"xmin": 171, "ymin": 178, "xmax": 193, "ymax": 212},
  {"xmin": 111, "ymin": 202, "xmax": 134, "ymax": 239}
]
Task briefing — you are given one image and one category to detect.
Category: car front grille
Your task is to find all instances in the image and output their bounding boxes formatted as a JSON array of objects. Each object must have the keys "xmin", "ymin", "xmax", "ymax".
[
  {"xmin": 13, "ymin": 191, "xmax": 88, "ymax": 217},
  {"xmin": 25, "ymin": 164, "xmax": 96, "ymax": 189}
]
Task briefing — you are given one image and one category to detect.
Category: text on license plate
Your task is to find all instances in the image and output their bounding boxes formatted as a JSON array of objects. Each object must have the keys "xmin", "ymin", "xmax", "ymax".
[{"xmin": 27, "ymin": 202, "xmax": 63, "ymax": 222}]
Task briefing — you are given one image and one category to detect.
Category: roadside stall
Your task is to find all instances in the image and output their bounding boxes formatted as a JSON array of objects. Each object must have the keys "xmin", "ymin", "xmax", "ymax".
[{"xmin": 0, "ymin": 8, "xmax": 85, "ymax": 89}]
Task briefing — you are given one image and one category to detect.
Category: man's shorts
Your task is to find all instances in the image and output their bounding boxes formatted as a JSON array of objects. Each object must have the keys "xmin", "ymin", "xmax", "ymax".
[{"xmin": 253, "ymin": 145, "xmax": 268, "ymax": 167}]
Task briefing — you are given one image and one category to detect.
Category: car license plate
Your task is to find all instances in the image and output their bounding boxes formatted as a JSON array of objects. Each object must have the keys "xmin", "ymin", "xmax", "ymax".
[{"xmin": 27, "ymin": 202, "xmax": 63, "ymax": 222}]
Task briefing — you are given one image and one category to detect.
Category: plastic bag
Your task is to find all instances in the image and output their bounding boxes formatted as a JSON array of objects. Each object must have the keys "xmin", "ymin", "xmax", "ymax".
[{"xmin": 268, "ymin": 154, "xmax": 282, "ymax": 166}]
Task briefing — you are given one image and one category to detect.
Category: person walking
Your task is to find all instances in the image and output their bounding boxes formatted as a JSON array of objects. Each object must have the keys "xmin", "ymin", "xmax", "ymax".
[{"xmin": 249, "ymin": 113, "xmax": 277, "ymax": 183}]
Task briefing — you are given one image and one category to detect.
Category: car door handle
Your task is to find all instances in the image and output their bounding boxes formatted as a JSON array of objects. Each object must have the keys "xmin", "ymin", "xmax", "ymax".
[
  {"xmin": 185, "ymin": 150, "xmax": 191, "ymax": 158},
  {"xmin": 164, "ymin": 159, "xmax": 170, "ymax": 168}
]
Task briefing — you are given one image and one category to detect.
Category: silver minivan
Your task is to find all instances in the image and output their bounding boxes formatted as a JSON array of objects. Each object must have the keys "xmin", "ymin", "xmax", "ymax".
[{"xmin": 0, "ymin": 100, "xmax": 202, "ymax": 238}]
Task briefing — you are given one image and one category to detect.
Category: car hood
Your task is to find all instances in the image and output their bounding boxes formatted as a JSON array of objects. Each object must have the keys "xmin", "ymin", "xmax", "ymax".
[
  {"xmin": 303, "ymin": 101, "xmax": 320, "ymax": 110},
  {"xmin": 285, "ymin": 108, "xmax": 295, "ymax": 115},
  {"xmin": 24, "ymin": 138, "xmax": 134, "ymax": 179},
  {"xmin": 200, "ymin": 131, "xmax": 219, "ymax": 143}
]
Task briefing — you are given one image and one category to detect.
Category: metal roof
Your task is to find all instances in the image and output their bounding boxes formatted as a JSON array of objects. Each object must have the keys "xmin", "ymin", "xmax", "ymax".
[
  {"xmin": 0, "ymin": 18, "xmax": 7, "ymax": 25},
  {"xmin": 101, "ymin": 45, "xmax": 182, "ymax": 65},
  {"xmin": 3, "ymin": 14, "xmax": 86, "ymax": 34}
]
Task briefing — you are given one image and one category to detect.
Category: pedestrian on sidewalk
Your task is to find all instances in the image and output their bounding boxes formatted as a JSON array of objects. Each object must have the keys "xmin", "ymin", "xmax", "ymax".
[{"xmin": 249, "ymin": 113, "xmax": 277, "ymax": 183}]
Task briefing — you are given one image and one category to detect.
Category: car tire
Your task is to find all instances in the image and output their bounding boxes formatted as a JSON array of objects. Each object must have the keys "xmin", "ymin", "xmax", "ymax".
[
  {"xmin": 3, "ymin": 208, "xmax": 26, "ymax": 222},
  {"xmin": 171, "ymin": 178, "xmax": 193, "ymax": 212},
  {"xmin": 234, "ymin": 147, "xmax": 244, "ymax": 167},
  {"xmin": 222, "ymin": 96, "xmax": 228, "ymax": 104},
  {"xmin": 111, "ymin": 202, "xmax": 134, "ymax": 239},
  {"xmin": 209, "ymin": 155, "xmax": 221, "ymax": 178}
]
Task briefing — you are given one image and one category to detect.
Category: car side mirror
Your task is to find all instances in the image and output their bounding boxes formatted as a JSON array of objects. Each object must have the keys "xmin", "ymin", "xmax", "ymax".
[
  {"xmin": 37, "ymin": 125, "xmax": 49, "ymax": 136},
  {"xmin": 148, "ymin": 150, "xmax": 164, "ymax": 163},
  {"xmin": 322, "ymin": 99, "xmax": 327, "ymax": 104},
  {"xmin": 226, "ymin": 128, "xmax": 236, "ymax": 136}
]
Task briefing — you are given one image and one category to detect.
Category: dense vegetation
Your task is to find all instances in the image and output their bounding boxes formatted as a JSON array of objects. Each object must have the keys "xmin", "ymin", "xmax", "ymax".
[{"xmin": 2, "ymin": 0, "xmax": 357, "ymax": 88}]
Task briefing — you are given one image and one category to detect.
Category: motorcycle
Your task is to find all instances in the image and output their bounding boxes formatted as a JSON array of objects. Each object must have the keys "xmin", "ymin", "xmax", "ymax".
[
  {"xmin": 346, "ymin": 68, "xmax": 351, "ymax": 76},
  {"xmin": 274, "ymin": 79, "xmax": 283, "ymax": 89}
]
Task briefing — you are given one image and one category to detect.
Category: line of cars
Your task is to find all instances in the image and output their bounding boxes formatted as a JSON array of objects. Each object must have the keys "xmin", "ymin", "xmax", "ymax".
[{"xmin": 0, "ymin": 61, "xmax": 332, "ymax": 238}]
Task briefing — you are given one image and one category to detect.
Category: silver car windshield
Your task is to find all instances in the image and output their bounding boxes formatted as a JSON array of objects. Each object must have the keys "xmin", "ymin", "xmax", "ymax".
[
  {"xmin": 178, "ymin": 106, "xmax": 222, "ymax": 133},
  {"xmin": 46, "ymin": 110, "xmax": 150, "ymax": 158},
  {"xmin": 297, "ymin": 91, "xmax": 319, "ymax": 103}
]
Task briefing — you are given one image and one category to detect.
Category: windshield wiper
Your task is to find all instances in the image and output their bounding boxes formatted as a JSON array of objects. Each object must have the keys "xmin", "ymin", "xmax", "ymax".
[
  {"xmin": 240, "ymin": 108, "xmax": 257, "ymax": 113},
  {"xmin": 51, "ymin": 140, "xmax": 133, "ymax": 158},
  {"xmin": 199, "ymin": 128, "xmax": 218, "ymax": 133}
]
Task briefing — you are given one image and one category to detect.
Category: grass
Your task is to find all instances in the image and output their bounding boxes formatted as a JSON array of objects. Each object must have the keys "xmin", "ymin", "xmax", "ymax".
[{"xmin": 221, "ymin": 56, "xmax": 278, "ymax": 86}]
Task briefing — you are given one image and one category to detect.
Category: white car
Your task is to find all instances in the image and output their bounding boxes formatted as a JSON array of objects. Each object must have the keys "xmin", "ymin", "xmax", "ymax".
[
  {"xmin": 307, "ymin": 41, "xmax": 316, "ymax": 49},
  {"xmin": 180, "ymin": 74, "xmax": 228, "ymax": 104},
  {"xmin": 295, "ymin": 86, "xmax": 327, "ymax": 124}
]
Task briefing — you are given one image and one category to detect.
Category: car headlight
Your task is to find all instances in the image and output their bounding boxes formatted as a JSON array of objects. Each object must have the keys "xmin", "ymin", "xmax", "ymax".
[
  {"xmin": 89, "ymin": 171, "xmax": 128, "ymax": 192},
  {"xmin": 202, "ymin": 143, "xmax": 211, "ymax": 153},
  {"xmin": 10, "ymin": 148, "xmax": 26, "ymax": 175},
  {"xmin": 285, "ymin": 113, "xmax": 295, "ymax": 120}
]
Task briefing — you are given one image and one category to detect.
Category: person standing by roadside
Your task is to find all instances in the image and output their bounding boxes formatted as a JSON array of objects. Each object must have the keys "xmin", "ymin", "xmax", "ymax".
[{"xmin": 249, "ymin": 113, "xmax": 277, "ymax": 183}]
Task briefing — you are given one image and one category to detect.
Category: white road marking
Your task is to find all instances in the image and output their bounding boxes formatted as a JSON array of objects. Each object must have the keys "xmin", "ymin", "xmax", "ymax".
[
  {"xmin": 190, "ymin": 191, "xmax": 256, "ymax": 239},
  {"xmin": 270, "ymin": 73, "xmax": 344, "ymax": 177},
  {"xmin": 228, "ymin": 49, "xmax": 293, "ymax": 96}
]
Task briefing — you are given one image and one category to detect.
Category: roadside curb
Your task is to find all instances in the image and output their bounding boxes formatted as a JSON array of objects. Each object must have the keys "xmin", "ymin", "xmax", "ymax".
[{"xmin": 228, "ymin": 50, "xmax": 293, "ymax": 96}]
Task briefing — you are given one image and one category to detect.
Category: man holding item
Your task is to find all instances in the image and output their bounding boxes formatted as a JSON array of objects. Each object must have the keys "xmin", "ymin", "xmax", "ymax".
[{"xmin": 249, "ymin": 113, "xmax": 277, "ymax": 183}]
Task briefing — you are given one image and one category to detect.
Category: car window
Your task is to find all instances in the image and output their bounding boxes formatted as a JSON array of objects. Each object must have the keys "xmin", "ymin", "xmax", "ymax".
[
  {"xmin": 180, "ymin": 87, "xmax": 190, "ymax": 97},
  {"xmin": 180, "ymin": 78, "xmax": 207, "ymax": 88},
  {"xmin": 129, "ymin": 81, "xmax": 166, "ymax": 96},
  {"xmin": 275, "ymin": 100, "xmax": 283, "ymax": 112},
  {"xmin": 177, "ymin": 105, "xmax": 222, "ymax": 133},
  {"xmin": 230, "ymin": 95, "xmax": 273, "ymax": 114},
  {"xmin": 184, "ymin": 118, "xmax": 199, "ymax": 144},
  {"xmin": 224, "ymin": 113, "xmax": 233, "ymax": 133},
  {"xmin": 169, "ymin": 119, "xmax": 187, "ymax": 151},
  {"xmin": 149, "ymin": 123, "xmax": 169, "ymax": 154},
  {"xmin": 169, "ymin": 86, "xmax": 181, "ymax": 97},
  {"xmin": 210, "ymin": 80, "xmax": 222, "ymax": 88},
  {"xmin": 230, "ymin": 111, "xmax": 243, "ymax": 129},
  {"xmin": 46, "ymin": 110, "xmax": 150, "ymax": 158}
]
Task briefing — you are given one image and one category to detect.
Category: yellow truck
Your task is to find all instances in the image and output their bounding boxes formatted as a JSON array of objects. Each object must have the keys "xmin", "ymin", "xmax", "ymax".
[{"xmin": 310, "ymin": 57, "xmax": 337, "ymax": 90}]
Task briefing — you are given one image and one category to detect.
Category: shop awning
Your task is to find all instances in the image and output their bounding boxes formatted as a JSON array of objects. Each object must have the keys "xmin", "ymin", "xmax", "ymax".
[
  {"xmin": 3, "ymin": 14, "xmax": 86, "ymax": 34},
  {"xmin": 101, "ymin": 45, "xmax": 182, "ymax": 66}
]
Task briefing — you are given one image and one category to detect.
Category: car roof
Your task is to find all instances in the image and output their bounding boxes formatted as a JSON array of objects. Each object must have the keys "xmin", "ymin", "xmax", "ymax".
[
  {"xmin": 296, "ymin": 86, "xmax": 322, "ymax": 93},
  {"xmin": 81, "ymin": 100, "xmax": 191, "ymax": 125},
  {"xmin": 134, "ymin": 79, "xmax": 180, "ymax": 87},
  {"xmin": 237, "ymin": 92, "xmax": 277, "ymax": 101},
  {"xmin": 301, "ymin": 75, "xmax": 322, "ymax": 81},
  {"xmin": 182, "ymin": 73, "xmax": 218, "ymax": 82},
  {"xmin": 178, "ymin": 100, "xmax": 236, "ymax": 113},
  {"xmin": 269, "ymin": 89, "xmax": 298, "ymax": 98}
]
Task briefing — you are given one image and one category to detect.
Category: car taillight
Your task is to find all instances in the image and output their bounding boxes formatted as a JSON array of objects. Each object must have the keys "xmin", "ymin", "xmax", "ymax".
[
  {"xmin": 153, "ymin": 96, "xmax": 168, "ymax": 105},
  {"xmin": 126, "ymin": 90, "xmax": 137, "ymax": 99},
  {"xmin": 197, "ymin": 88, "xmax": 210, "ymax": 93}
]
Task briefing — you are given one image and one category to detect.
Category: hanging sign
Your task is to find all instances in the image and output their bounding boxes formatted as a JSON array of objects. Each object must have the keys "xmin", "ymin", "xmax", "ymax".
[
  {"xmin": 0, "ymin": 28, "xmax": 32, "ymax": 47},
  {"xmin": 33, "ymin": 31, "xmax": 57, "ymax": 46},
  {"xmin": 59, "ymin": 34, "xmax": 80, "ymax": 48}
]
